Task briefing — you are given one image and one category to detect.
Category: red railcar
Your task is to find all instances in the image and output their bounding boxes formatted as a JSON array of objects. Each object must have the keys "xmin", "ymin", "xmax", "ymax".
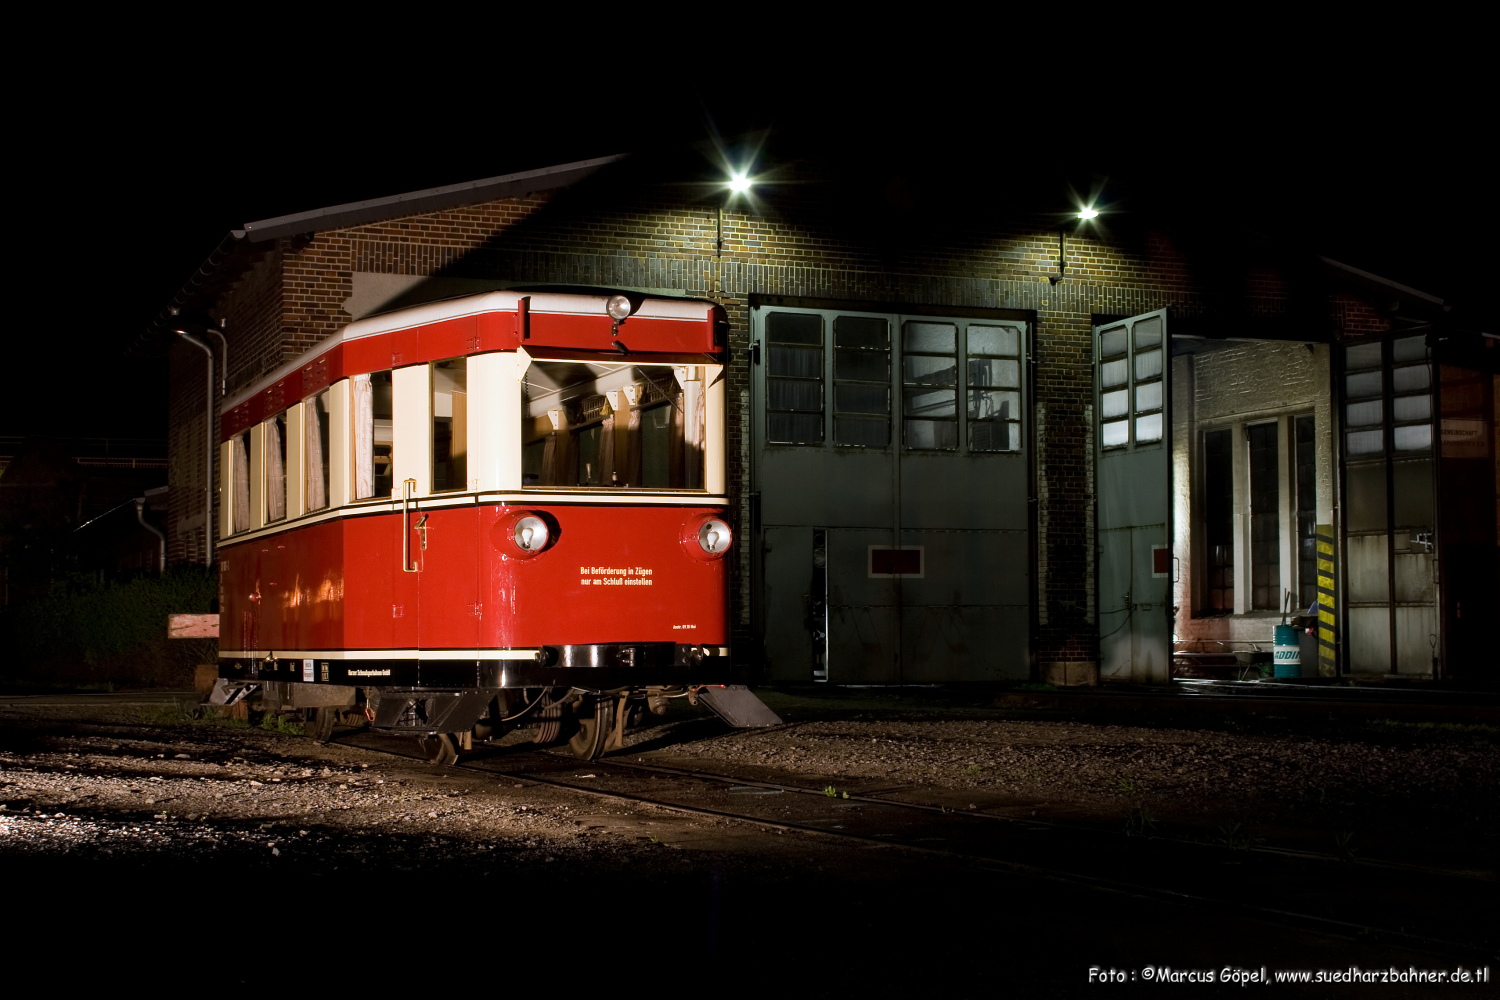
[{"xmin": 215, "ymin": 291, "xmax": 737, "ymax": 759}]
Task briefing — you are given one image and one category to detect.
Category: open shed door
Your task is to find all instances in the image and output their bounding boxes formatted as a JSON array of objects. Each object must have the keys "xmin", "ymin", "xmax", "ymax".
[{"xmin": 1095, "ymin": 311, "xmax": 1171, "ymax": 682}]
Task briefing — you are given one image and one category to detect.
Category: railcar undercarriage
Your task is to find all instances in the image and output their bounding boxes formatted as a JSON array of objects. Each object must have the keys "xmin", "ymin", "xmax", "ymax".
[{"xmin": 212, "ymin": 680, "xmax": 779, "ymax": 762}]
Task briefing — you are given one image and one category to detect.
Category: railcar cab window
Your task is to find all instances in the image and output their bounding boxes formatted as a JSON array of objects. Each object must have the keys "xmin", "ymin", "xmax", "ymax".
[
  {"xmin": 432, "ymin": 358, "xmax": 468, "ymax": 492},
  {"xmin": 521, "ymin": 359, "xmax": 706, "ymax": 490},
  {"xmin": 353, "ymin": 371, "xmax": 394, "ymax": 499}
]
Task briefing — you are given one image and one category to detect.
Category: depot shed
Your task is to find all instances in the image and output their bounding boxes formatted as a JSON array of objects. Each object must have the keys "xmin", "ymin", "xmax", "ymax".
[{"xmin": 147, "ymin": 146, "xmax": 1498, "ymax": 687}]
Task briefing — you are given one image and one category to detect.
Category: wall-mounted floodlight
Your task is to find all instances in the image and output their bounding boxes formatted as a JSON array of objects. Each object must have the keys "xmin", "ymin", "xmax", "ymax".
[
  {"xmin": 727, "ymin": 171, "xmax": 753, "ymax": 195},
  {"xmin": 1078, "ymin": 207, "xmax": 1099, "ymax": 220}
]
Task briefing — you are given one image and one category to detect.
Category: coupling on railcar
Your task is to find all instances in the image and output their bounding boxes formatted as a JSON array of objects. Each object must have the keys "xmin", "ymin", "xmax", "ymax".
[{"xmin": 208, "ymin": 291, "xmax": 778, "ymax": 759}]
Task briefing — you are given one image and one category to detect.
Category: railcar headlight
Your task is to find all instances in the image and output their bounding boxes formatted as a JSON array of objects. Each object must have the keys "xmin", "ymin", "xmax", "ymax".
[
  {"xmin": 496, "ymin": 510, "xmax": 557, "ymax": 558},
  {"xmin": 605, "ymin": 294, "xmax": 634, "ymax": 322},
  {"xmin": 514, "ymin": 515, "xmax": 550, "ymax": 552},
  {"xmin": 697, "ymin": 518, "xmax": 731, "ymax": 555}
]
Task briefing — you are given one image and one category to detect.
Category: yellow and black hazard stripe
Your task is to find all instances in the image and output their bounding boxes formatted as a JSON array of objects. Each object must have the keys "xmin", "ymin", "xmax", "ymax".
[{"xmin": 1315, "ymin": 524, "xmax": 1338, "ymax": 676}]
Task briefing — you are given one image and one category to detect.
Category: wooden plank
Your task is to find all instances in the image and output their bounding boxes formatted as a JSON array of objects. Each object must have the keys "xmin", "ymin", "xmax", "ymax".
[{"xmin": 168, "ymin": 614, "xmax": 219, "ymax": 638}]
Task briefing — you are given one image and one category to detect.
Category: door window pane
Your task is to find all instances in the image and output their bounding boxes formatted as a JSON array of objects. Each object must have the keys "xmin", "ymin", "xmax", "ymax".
[
  {"xmin": 1135, "ymin": 412, "xmax": 1163, "ymax": 444},
  {"xmin": 1100, "ymin": 327, "xmax": 1127, "ymax": 358},
  {"xmin": 1346, "ymin": 400, "xmax": 1382, "ymax": 426},
  {"xmin": 1134, "ymin": 349, "xmax": 1162, "ymax": 381},
  {"xmin": 1392, "ymin": 365, "xmax": 1430, "ymax": 393},
  {"xmin": 766, "ymin": 312, "xmax": 824, "ymax": 445},
  {"xmin": 1393, "ymin": 424, "xmax": 1432, "ymax": 452},
  {"xmin": 1132, "ymin": 316, "xmax": 1163, "ymax": 349},
  {"xmin": 1101, "ymin": 389, "xmax": 1128, "ymax": 419},
  {"xmin": 902, "ymin": 321, "xmax": 957, "ymax": 450},
  {"xmin": 833, "ymin": 316, "xmax": 890, "ymax": 447}
]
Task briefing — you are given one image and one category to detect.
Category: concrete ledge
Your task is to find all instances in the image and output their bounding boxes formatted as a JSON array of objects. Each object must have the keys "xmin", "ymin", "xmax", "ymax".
[{"xmin": 1042, "ymin": 661, "xmax": 1099, "ymax": 687}]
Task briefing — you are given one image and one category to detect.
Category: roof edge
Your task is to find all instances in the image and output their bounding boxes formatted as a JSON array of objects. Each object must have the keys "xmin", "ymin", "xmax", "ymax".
[
  {"xmin": 1319, "ymin": 255, "xmax": 1445, "ymax": 308},
  {"xmin": 239, "ymin": 154, "xmax": 628, "ymax": 242}
]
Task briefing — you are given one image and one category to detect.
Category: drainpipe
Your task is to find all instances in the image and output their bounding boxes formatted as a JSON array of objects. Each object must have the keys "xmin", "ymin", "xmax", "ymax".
[
  {"xmin": 173, "ymin": 330, "xmax": 216, "ymax": 567},
  {"xmin": 134, "ymin": 497, "xmax": 167, "ymax": 573}
]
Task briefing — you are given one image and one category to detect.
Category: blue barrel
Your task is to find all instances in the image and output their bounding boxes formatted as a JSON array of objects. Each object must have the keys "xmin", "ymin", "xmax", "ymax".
[{"xmin": 1273, "ymin": 624, "xmax": 1301, "ymax": 678}]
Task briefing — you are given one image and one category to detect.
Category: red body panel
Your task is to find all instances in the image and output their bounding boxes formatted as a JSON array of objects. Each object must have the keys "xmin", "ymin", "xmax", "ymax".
[{"xmin": 219, "ymin": 503, "xmax": 729, "ymax": 652}]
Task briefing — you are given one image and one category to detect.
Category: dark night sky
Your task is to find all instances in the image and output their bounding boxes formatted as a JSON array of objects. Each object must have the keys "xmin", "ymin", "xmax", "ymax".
[{"xmin": 10, "ymin": 56, "xmax": 1484, "ymax": 442}]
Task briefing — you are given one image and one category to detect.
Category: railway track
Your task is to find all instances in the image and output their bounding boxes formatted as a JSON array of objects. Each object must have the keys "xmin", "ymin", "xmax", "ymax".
[{"xmin": 327, "ymin": 725, "xmax": 1498, "ymax": 962}]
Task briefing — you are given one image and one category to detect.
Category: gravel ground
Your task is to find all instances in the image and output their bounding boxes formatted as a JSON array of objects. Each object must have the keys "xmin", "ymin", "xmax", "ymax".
[
  {"xmin": 2, "ymin": 696, "xmax": 1494, "ymax": 997},
  {"xmin": 640, "ymin": 694, "xmax": 1499, "ymax": 872},
  {"xmin": 2, "ymin": 695, "xmax": 1496, "ymax": 877},
  {"xmin": 0, "ymin": 707, "xmax": 699, "ymax": 869}
]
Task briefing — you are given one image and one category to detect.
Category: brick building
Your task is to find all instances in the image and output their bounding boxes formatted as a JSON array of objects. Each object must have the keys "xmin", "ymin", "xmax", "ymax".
[{"xmin": 149, "ymin": 147, "xmax": 1497, "ymax": 685}]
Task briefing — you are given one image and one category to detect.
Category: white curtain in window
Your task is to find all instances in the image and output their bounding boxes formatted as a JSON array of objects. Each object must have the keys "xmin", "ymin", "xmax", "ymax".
[
  {"xmin": 232, "ymin": 433, "xmax": 250, "ymax": 532},
  {"xmin": 265, "ymin": 417, "xmax": 286, "ymax": 521},
  {"xmin": 305, "ymin": 396, "xmax": 327, "ymax": 511},
  {"xmin": 352, "ymin": 374, "xmax": 374, "ymax": 499}
]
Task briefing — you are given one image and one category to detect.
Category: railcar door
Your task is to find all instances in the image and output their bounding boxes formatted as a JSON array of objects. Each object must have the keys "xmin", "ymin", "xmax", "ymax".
[{"xmin": 1093, "ymin": 310, "xmax": 1171, "ymax": 683}]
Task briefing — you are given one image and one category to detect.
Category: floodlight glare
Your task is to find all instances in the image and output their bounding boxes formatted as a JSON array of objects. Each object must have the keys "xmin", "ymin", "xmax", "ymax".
[
  {"xmin": 728, "ymin": 171, "xmax": 753, "ymax": 194},
  {"xmin": 1078, "ymin": 207, "xmax": 1099, "ymax": 220}
]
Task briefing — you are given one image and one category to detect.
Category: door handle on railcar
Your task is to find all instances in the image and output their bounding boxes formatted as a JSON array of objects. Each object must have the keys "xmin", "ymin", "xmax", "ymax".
[{"xmin": 402, "ymin": 479, "xmax": 420, "ymax": 573}]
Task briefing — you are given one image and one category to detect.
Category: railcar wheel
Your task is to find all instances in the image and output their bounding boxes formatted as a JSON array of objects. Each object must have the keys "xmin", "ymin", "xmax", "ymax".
[
  {"xmin": 418, "ymin": 732, "xmax": 461, "ymax": 766},
  {"xmin": 305, "ymin": 707, "xmax": 336, "ymax": 744},
  {"xmin": 567, "ymin": 698, "xmax": 613, "ymax": 760}
]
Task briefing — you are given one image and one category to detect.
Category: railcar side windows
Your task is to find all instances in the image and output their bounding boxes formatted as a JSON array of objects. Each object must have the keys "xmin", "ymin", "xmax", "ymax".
[
  {"xmin": 265, "ymin": 411, "xmax": 288, "ymax": 522},
  {"xmin": 305, "ymin": 390, "xmax": 331, "ymax": 512},
  {"xmin": 432, "ymin": 359, "xmax": 468, "ymax": 492},
  {"xmin": 353, "ymin": 371, "xmax": 395, "ymax": 499}
]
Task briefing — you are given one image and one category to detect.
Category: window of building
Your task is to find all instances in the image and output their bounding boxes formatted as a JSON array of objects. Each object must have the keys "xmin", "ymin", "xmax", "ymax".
[
  {"xmin": 432, "ymin": 358, "xmax": 467, "ymax": 492},
  {"xmin": 1247, "ymin": 421, "xmax": 1279, "ymax": 610},
  {"xmin": 1198, "ymin": 413, "xmax": 1316, "ymax": 615},
  {"xmin": 1294, "ymin": 414, "xmax": 1318, "ymax": 610},
  {"xmin": 305, "ymin": 390, "xmax": 331, "ymax": 512},
  {"xmin": 1202, "ymin": 427, "xmax": 1234, "ymax": 614}
]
